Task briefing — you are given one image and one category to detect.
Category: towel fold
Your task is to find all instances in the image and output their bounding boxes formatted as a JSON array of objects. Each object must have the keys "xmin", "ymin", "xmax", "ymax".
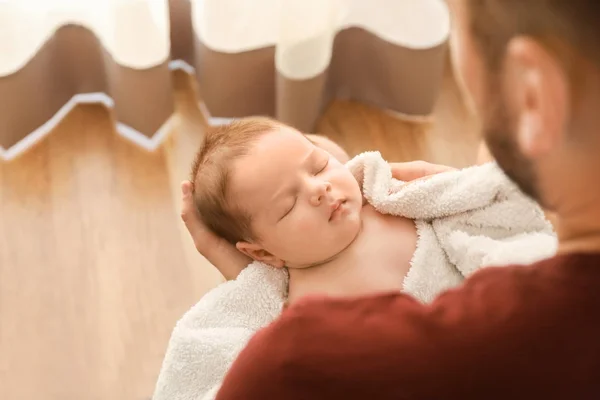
[
  {"xmin": 346, "ymin": 152, "xmax": 556, "ymax": 301},
  {"xmin": 153, "ymin": 152, "xmax": 556, "ymax": 400}
]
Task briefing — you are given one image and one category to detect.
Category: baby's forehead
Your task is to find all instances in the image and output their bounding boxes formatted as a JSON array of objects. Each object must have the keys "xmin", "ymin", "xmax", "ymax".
[
  {"xmin": 227, "ymin": 153, "xmax": 284, "ymax": 206},
  {"xmin": 228, "ymin": 128, "xmax": 315, "ymax": 189}
]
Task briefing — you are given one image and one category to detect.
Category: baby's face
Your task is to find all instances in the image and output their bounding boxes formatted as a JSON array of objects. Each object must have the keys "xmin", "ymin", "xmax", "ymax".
[{"xmin": 230, "ymin": 126, "xmax": 363, "ymax": 268}]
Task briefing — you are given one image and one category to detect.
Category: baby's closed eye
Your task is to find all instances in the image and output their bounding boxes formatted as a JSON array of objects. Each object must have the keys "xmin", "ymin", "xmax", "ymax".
[
  {"xmin": 314, "ymin": 156, "xmax": 329, "ymax": 175},
  {"xmin": 278, "ymin": 199, "xmax": 296, "ymax": 221}
]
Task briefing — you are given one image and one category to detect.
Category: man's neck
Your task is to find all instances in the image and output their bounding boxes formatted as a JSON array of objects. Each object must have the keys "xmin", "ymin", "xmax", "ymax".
[
  {"xmin": 555, "ymin": 205, "xmax": 600, "ymax": 255},
  {"xmin": 545, "ymin": 151, "xmax": 600, "ymax": 255}
]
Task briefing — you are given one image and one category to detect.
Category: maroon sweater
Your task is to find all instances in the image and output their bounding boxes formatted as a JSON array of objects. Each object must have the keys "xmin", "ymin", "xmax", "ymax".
[{"xmin": 215, "ymin": 253, "xmax": 600, "ymax": 399}]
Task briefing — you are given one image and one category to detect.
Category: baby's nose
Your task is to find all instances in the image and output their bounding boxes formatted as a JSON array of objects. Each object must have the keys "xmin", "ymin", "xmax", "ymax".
[{"xmin": 309, "ymin": 181, "xmax": 332, "ymax": 206}]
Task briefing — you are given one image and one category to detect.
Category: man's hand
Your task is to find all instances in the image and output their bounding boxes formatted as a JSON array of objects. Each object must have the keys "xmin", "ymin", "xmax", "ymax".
[
  {"xmin": 181, "ymin": 181, "xmax": 251, "ymax": 280},
  {"xmin": 389, "ymin": 160, "xmax": 456, "ymax": 182}
]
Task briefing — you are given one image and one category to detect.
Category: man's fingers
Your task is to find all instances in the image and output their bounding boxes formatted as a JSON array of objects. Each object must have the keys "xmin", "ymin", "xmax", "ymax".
[
  {"xmin": 180, "ymin": 181, "xmax": 250, "ymax": 280},
  {"xmin": 391, "ymin": 161, "xmax": 455, "ymax": 181},
  {"xmin": 180, "ymin": 181, "xmax": 198, "ymax": 225},
  {"xmin": 419, "ymin": 162, "xmax": 456, "ymax": 176},
  {"xmin": 181, "ymin": 181, "xmax": 212, "ymax": 252},
  {"xmin": 181, "ymin": 180, "xmax": 192, "ymax": 197}
]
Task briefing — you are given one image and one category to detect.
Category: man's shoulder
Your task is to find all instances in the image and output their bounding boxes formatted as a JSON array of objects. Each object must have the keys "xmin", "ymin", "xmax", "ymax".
[
  {"xmin": 274, "ymin": 252, "xmax": 600, "ymax": 344},
  {"xmin": 218, "ymin": 253, "xmax": 600, "ymax": 399},
  {"xmin": 458, "ymin": 251, "xmax": 600, "ymax": 297},
  {"xmin": 284, "ymin": 255, "xmax": 544, "ymax": 316}
]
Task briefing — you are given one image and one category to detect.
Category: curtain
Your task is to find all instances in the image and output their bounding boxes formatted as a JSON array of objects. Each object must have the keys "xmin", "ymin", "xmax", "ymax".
[{"xmin": 0, "ymin": 0, "xmax": 450, "ymax": 161}]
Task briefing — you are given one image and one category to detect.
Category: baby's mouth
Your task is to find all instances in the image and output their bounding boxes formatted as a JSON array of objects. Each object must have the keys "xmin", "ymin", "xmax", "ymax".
[{"xmin": 329, "ymin": 199, "xmax": 346, "ymax": 221}]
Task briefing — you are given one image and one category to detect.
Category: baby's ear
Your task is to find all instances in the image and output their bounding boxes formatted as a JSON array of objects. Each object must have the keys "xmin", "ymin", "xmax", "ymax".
[{"xmin": 235, "ymin": 241, "xmax": 285, "ymax": 268}]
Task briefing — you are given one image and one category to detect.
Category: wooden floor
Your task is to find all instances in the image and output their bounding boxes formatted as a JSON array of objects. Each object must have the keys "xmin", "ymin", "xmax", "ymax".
[{"xmin": 0, "ymin": 63, "xmax": 479, "ymax": 400}]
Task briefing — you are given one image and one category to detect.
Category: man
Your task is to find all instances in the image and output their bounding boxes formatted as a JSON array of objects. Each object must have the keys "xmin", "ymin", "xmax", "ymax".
[{"xmin": 183, "ymin": 0, "xmax": 600, "ymax": 398}]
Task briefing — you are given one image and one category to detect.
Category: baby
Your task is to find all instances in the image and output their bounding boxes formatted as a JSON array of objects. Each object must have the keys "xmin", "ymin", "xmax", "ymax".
[{"xmin": 191, "ymin": 117, "xmax": 418, "ymax": 302}]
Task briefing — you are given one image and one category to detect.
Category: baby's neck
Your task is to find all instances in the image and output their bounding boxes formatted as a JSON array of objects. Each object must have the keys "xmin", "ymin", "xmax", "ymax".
[{"xmin": 287, "ymin": 238, "xmax": 359, "ymax": 281}]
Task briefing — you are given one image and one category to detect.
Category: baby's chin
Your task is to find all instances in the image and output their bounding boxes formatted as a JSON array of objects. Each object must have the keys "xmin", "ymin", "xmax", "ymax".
[{"xmin": 298, "ymin": 226, "xmax": 362, "ymax": 268}]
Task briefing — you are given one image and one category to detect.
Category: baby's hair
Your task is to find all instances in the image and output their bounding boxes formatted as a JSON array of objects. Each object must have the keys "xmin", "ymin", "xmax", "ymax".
[{"xmin": 190, "ymin": 117, "xmax": 285, "ymax": 244}]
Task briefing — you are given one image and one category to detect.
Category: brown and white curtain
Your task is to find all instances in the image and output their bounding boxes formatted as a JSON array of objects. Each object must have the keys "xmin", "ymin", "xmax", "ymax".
[{"xmin": 0, "ymin": 0, "xmax": 450, "ymax": 161}]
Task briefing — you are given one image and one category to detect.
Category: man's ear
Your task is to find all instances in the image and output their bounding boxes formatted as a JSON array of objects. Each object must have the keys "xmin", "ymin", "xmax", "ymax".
[
  {"xmin": 506, "ymin": 37, "xmax": 569, "ymax": 159},
  {"xmin": 235, "ymin": 241, "xmax": 285, "ymax": 268}
]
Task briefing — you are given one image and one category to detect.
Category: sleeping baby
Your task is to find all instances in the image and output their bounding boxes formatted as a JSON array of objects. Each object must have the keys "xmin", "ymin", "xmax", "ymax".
[
  {"xmin": 153, "ymin": 116, "xmax": 557, "ymax": 400},
  {"xmin": 191, "ymin": 117, "xmax": 419, "ymax": 303}
]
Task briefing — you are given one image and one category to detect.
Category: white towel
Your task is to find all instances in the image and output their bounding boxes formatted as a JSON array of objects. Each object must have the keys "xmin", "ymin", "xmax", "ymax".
[
  {"xmin": 152, "ymin": 151, "xmax": 556, "ymax": 400},
  {"xmin": 347, "ymin": 152, "xmax": 557, "ymax": 302}
]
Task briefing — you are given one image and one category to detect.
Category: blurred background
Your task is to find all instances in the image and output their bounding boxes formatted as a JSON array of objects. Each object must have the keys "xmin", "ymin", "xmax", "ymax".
[{"xmin": 0, "ymin": 0, "xmax": 480, "ymax": 399}]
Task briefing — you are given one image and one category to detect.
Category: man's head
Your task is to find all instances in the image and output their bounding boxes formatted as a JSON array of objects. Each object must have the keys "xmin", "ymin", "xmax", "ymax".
[
  {"xmin": 448, "ymin": 0, "xmax": 600, "ymax": 211},
  {"xmin": 191, "ymin": 117, "xmax": 363, "ymax": 269}
]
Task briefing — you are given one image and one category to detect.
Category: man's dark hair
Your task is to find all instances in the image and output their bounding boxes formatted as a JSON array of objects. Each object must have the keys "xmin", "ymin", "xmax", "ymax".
[{"xmin": 468, "ymin": 0, "xmax": 600, "ymax": 74}]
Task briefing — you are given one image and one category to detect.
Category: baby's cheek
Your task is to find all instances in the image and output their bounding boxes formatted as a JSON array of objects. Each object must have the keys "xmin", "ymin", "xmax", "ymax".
[
  {"xmin": 279, "ymin": 218, "xmax": 321, "ymax": 253},
  {"xmin": 333, "ymin": 172, "xmax": 362, "ymax": 197},
  {"xmin": 285, "ymin": 216, "xmax": 324, "ymax": 245},
  {"xmin": 294, "ymin": 215, "xmax": 321, "ymax": 232}
]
